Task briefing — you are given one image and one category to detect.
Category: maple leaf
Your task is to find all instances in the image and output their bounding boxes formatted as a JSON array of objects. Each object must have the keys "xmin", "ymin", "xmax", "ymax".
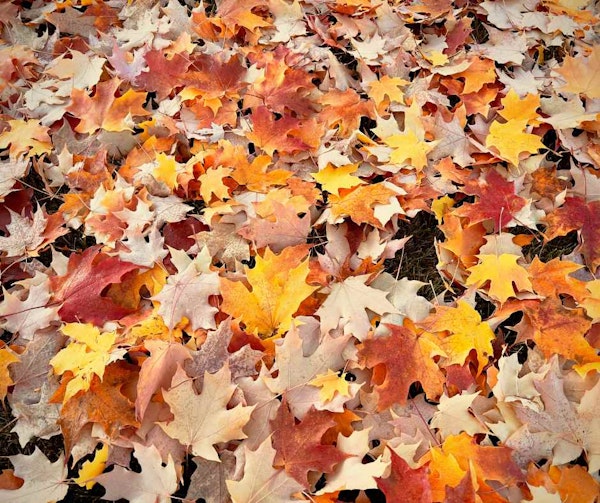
[
  {"xmin": 0, "ymin": 448, "xmax": 68, "ymax": 503},
  {"xmin": 425, "ymin": 433, "xmax": 525, "ymax": 502},
  {"xmin": 315, "ymin": 428, "xmax": 389, "ymax": 494},
  {"xmin": 358, "ymin": 322, "xmax": 445, "ymax": 409},
  {"xmin": 263, "ymin": 323, "xmax": 352, "ymax": 408},
  {"xmin": 544, "ymin": 197, "xmax": 600, "ymax": 271},
  {"xmin": 75, "ymin": 444, "xmax": 108, "ymax": 490},
  {"xmin": 271, "ymin": 400, "xmax": 347, "ymax": 487},
  {"xmin": 225, "ymin": 436, "xmax": 304, "ymax": 503},
  {"xmin": 328, "ymin": 182, "xmax": 398, "ymax": 228},
  {"xmin": 238, "ymin": 201, "xmax": 311, "ymax": 252},
  {"xmin": 522, "ymin": 299, "xmax": 598, "ymax": 367},
  {"xmin": 50, "ymin": 246, "xmax": 139, "ymax": 325},
  {"xmin": 153, "ymin": 249, "xmax": 220, "ymax": 331},
  {"xmin": 453, "ymin": 169, "xmax": 527, "ymax": 232},
  {"xmin": 220, "ymin": 246, "xmax": 317, "ymax": 337},
  {"xmin": 96, "ymin": 443, "xmax": 178, "ymax": 503},
  {"xmin": 466, "ymin": 254, "xmax": 533, "ymax": 304},
  {"xmin": 67, "ymin": 78, "xmax": 149, "ymax": 134},
  {"xmin": 309, "ymin": 369, "xmax": 351, "ymax": 402},
  {"xmin": 376, "ymin": 448, "xmax": 432, "ymax": 503},
  {"xmin": 318, "ymin": 88, "xmax": 375, "ymax": 136},
  {"xmin": 385, "ymin": 128, "xmax": 438, "ymax": 170},
  {"xmin": 420, "ymin": 300, "xmax": 495, "ymax": 374},
  {"xmin": 316, "ymin": 274, "xmax": 397, "ymax": 341},
  {"xmin": 0, "ymin": 346, "xmax": 19, "ymax": 400},
  {"xmin": 0, "ymin": 119, "xmax": 52, "ymax": 158},
  {"xmin": 554, "ymin": 45, "xmax": 600, "ymax": 99},
  {"xmin": 49, "ymin": 323, "xmax": 119, "ymax": 404},
  {"xmin": 485, "ymin": 119, "xmax": 545, "ymax": 166},
  {"xmin": 58, "ymin": 362, "xmax": 139, "ymax": 454},
  {"xmin": 136, "ymin": 340, "xmax": 191, "ymax": 420},
  {"xmin": 158, "ymin": 364, "xmax": 254, "ymax": 461}
]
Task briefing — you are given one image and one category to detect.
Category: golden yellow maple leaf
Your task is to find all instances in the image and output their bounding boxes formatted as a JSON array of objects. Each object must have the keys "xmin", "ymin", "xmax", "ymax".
[
  {"xmin": 75, "ymin": 444, "xmax": 108, "ymax": 490},
  {"xmin": 153, "ymin": 153, "xmax": 186, "ymax": 190},
  {"xmin": 422, "ymin": 300, "xmax": 495, "ymax": 374},
  {"xmin": 311, "ymin": 163, "xmax": 364, "ymax": 194},
  {"xmin": 466, "ymin": 254, "xmax": 533, "ymax": 304},
  {"xmin": 367, "ymin": 76, "xmax": 408, "ymax": 110},
  {"xmin": 0, "ymin": 119, "xmax": 52, "ymax": 158},
  {"xmin": 498, "ymin": 89, "xmax": 541, "ymax": 125},
  {"xmin": 0, "ymin": 346, "xmax": 19, "ymax": 400},
  {"xmin": 50, "ymin": 323, "xmax": 118, "ymax": 403},
  {"xmin": 220, "ymin": 246, "xmax": 317, "ymax": 337},
  {"xmin": 485, "ymin": 119, "xmax": 544, "ymax": 166},
  {"xmin": 309, "ymin": 369, "xmax": 351, "ymax": 402},
  {"xmin": 385, "ymin": 128, "xmax": 437, "ymax": 170}
]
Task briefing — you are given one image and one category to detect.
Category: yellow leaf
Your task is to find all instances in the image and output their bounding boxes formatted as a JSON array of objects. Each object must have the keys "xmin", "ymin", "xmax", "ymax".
[
  {"xmin": 0, "ymin": 119, "xmax": 52, "ymax": 158},
  {"xmin": 466, "ymin": 254, "xmax": 533, "ymax": 304},
  {"xmin": 367, "ymin": 76, "xmax": 408, "ymax": 108},
  {"xmin": 75, "ymin": 444, "xmax": 108, "ymax": 489},
  {"xmin": 199, "ymin": 166, "xmax": 233, "ymax": 203},
  {"xmin": 153, "ymin": 153, "xmax": 185, "ymax": 190},
  {"xmin": 485, "ymin": 119, "xmax": 544, "ymax": 166},
  {"xmin": 312, "ymin": 163, "xmax": 364, "ymax": 194},
  {"xmin": 50, "ymin": 323, "xmax": 117, "ymax": 403},
  {"xmin": 581, "ymin": 279, "xmax": 600, "ymax": 322},
  {"xmin": 0, "ymin": 347, "xmax": 19, "ymax": 399},
  {"xmin": 498, "ymin": 89, "xmax": 541, "ymax": 125},
  {"xmin": 309, "ymin": 369, "xmax": 351, "ymax": 402},
  {"xmin": 423, "ymin": 300, "xmax": 495, "ymax": 374},
  {"xmin": 385, "ymin": 129, "xmax": 437, "ymax": 170},
  {"xmin": 431, "ymin": 195, "xmax": 454, "ymax": 223},
  {"xmin": 220, "ymin": 247, "xmax": 317, "ymax": 337}
]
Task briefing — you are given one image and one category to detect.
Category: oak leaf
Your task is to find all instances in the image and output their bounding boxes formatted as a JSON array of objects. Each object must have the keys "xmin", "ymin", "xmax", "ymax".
[
  {"xmin": 158, "ymin": 364, "xmax": 255, "ymax": 461},
  {"xmin": 220, "ymin": 246, "xmax": 317, "ymax": 337}
]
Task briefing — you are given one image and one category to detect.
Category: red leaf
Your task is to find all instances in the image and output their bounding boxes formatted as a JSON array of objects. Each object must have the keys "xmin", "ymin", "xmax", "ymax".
[
  {"xmin": 455, "ymin": 169, "xmax": 526, "ymax": 232},
  {"xmin": 271, "ymin": 399, "xmax": 347, "ymax": 488},
  {"xmin": 545, "ymin": 196, "xmax": 600, "ymax": 271},
  {"xmin": 51, "ymin": 246, "xmax": 139, "ymax": 325},
  {"xmin": 376, "ymin": 449, "xmax": 432, "ymax": 503}
]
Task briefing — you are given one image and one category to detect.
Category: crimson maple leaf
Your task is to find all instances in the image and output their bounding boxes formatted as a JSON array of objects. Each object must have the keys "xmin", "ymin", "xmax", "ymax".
[{"xmin": 50, "ymin": 246, "xmax": 139, "ymax": 325}]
